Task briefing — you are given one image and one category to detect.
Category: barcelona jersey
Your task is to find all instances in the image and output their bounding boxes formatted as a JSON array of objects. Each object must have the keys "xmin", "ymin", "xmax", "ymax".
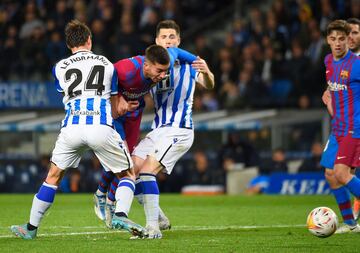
[{"xmin": 325, "ymin": 51, "xmax": 360, "ymax": 137}]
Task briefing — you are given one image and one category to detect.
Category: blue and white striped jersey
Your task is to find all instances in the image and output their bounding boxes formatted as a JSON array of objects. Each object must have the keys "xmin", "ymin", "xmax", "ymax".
[
  {"xmin": 52, "ymin": 50, "xmax": 118, "ymax": 127},
  {"xmin": 150, "ymin": 62, "xmax": 197, "ymax": 129}
]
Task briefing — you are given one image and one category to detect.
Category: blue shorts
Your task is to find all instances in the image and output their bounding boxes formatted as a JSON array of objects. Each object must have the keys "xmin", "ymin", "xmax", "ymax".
[
  {"xmin": 320, "ymin": 133, "xmax": 337, "ymax": 169},
  {"xmin": 113, "ymin": 117, "xmax": 125, "ymax": 140}
]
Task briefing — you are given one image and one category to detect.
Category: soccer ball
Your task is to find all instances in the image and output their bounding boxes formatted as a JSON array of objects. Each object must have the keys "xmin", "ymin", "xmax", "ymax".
[{"xmin": 306, "ymin": 206, "xmax": 338, "ymax": 238}]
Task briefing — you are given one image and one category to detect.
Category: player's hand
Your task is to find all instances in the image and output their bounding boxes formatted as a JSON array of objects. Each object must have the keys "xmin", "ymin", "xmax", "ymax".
[
  {"xmin": 191, "ymin": 56, "xmax": 210, "ymax": 74},
  {"xmin": 127, "ymin": 101, "xmax": 139, "ymax": 112},
  {"xmin": 117, "ymin": 95, "xmax": 128, "ymax": 116},
  {"xmin": 322, "ymin": 90, "xmax": 331, "ymax": 105}
]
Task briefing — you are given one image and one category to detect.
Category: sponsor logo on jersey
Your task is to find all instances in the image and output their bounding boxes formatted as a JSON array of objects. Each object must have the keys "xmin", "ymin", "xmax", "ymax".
[
  {"xmin": 71, "ymin": 110, "xmax": 100, "ymax": 116},
  {"xmin": 327, "ymin": 80, "xmax": 347, "ymax": 91}
]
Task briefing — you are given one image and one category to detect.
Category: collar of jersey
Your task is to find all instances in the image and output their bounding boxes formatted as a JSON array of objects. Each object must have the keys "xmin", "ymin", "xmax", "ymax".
[{"xmin": 72, "ymin": 49, "xmax": 92, "ymax": 55}]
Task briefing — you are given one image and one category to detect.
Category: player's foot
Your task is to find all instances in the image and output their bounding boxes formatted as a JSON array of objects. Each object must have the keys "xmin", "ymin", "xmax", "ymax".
[
  {"xmin": 353, "ymin": 199, "xmax": 360, "ymax": 221},
  {"xmin": 10, "ymin": 224, "xmax": 37, "ymax": 240},
  {"xmin": 158, "ymin": 211, "xmax": 171, "ymax": 230},
  {"xmin": 112, "ymin": 215, "xmax": 148, "ymax": 238},
  {"xmin": 146, "ymin": 225, "xmax": 162, "ymax": 239},
  {"xmin": 105, "ymin": 202, "xmax": 115, "ymax": 229},
  {"xmin": 335, "ymin": 223, "xmax": 360, "ymax": 234},
  {"xmin": 93, "ymin": 193, "xmax": 106, "ymax": 221}
]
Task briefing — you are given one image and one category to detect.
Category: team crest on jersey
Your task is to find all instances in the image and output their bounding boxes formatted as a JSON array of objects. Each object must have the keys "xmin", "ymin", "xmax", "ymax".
[{"xmin": 340, "ymin": 70, "xmax": 349, "ymax": 79}]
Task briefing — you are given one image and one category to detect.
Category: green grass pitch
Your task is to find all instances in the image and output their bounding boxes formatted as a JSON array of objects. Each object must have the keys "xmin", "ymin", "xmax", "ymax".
[{"xmin": 0, "ymin": 194, "xmax": 358, "ymax": 252}]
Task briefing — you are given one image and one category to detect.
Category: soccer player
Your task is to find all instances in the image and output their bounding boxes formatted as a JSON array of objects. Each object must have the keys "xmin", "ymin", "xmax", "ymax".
[
  {"xmin": 131, "ymin": 20, "xmax": 215, "ymax": 239},
  {"xmin": 93, "ymin": 43, "xmax": 198, "ymax": 229},
  {"xmin": 322, "ymin": 18, "xmax": 360, "ymax": 220},
  {"xmin": 10, "ymin": 20, "xmax": 148, "ymax": 239},
  {"xmin": 320, "ymin": 19, "xmax": 360, "ymax": 233}
]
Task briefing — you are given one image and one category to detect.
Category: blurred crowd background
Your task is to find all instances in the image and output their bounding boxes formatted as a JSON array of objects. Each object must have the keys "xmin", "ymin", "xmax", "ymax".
[{"xmin": 1, "ymin": 0, "xmax": 358, "ymax": 193}]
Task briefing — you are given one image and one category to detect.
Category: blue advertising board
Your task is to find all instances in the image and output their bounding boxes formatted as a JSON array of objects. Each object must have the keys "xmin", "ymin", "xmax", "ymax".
[
  {"xmin": 0, "ymin": 82, "xmax": 63, "ymax": 109},
  {"xmin": 265, "ymin": 172, "xmax": 331, "ymax": 195}
]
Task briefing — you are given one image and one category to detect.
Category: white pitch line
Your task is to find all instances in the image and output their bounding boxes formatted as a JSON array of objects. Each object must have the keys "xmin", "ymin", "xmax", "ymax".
[{"xmin": 0, "ymin": 224, "xmax": 305, "ymax": 239}]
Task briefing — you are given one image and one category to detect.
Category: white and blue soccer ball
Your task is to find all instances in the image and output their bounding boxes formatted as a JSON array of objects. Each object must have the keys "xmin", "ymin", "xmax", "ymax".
[{"xmin": 306, "ymin": 206, "xmax": 338, "ymax": 238}]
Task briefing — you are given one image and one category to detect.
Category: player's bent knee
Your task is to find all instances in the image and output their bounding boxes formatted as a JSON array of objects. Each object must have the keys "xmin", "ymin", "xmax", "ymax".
[
  {"xmin": 333, "ymin": 169, "xmax": 348, "ymax": 185},
  {"xmin": 325, "ymin": 169, "xmax": 340, "ymax": 188},
  {"xmin": 116, "ymin": 168, "xmax": 136, "ymax": 181}
]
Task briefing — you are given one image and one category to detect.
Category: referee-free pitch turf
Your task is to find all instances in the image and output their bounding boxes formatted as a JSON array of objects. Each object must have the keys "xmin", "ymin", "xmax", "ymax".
[{"xmin": 0, "ymin": 194, "xmax": 358, "ymax": 252}]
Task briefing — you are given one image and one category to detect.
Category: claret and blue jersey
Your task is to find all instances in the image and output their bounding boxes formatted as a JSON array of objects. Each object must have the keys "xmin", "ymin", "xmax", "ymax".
[{"xmin": 325, "ymin": 51, "xmax": 360, "ymax": 138}]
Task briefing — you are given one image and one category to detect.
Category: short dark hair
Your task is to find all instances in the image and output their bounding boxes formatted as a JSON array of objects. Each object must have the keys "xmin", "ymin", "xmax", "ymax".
[
  {"xmin": 347, "ymin": 18, "xmax": 360, "ymax": 27},
  {"xmin": 65, "ymin": 20, "xmax": 92, "ymax": 48},
  {"xmin": 145, "ymin": 44, "xmax": 170, "ymax": 65},
  {"xmin": 327, "ymin": 19, "xmax": 351, "ymax": 36},
  {"xmin": 156, "ymin": 20, "xmax": 180, "ymax": 37}
]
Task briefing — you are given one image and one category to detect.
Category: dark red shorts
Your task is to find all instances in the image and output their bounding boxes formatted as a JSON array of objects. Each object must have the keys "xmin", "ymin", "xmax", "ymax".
[
  {"xmin": 124, "ymin": 112, "xmax": 142, "ymax": 153},
  {"xmin": 334, "ymin": 134, "xmax": 360, "ymax": 167}
]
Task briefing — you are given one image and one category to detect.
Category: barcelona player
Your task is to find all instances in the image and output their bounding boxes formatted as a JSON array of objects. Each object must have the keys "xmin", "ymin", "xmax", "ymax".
[
  {"xmin": 320, "ymin": 19, "xmax": 360, "ymax": 233},
  {"xmin": 322, "ymin": 18, "xmax": 360, "ymax": 220}
]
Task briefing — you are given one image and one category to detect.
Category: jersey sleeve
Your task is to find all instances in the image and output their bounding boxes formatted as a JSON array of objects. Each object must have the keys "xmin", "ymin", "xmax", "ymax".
[
  {"xmin": 114, "ymin": 58, "xmax": 137, "ymax": 90},
  {"xmin": 352, "ymin": 59, "xmax": 360, "ymax": 83},
  {"xmin": 167, "ymin": 47, "xmax": 197, "ymax": 66},
  {"xmin": 52, "ymin": 64, "xmax": 63, "ymax": 93},
  {"xmin": 111, "ymin": 67, "xmax": 118, "ymax": 95}
]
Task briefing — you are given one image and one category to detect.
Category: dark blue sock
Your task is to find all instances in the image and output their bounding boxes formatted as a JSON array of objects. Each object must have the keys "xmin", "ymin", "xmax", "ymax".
[
  {"xmin": 97, "ymin": 169, "xmax": 115, "ymax": 193},
  {"xmin": 332, "ymin": 186, "xmax": 355, "ymax": 226},
  {"xmin": 345, "ymin": 176, "xmax": 360, "ymax": 198}
]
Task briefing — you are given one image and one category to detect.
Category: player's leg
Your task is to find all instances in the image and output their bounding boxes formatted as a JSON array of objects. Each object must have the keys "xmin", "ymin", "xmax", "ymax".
[
  {"xmin": 327, "ymin": 135, "xmax": 360, "ymax": 233},
  {"xmin": 93, "ymin": 168, "xmax": 114, "ymax": 221},
  {"xmin": 133, "ymin": 134, "xmax": 171, "ymax": 232},
  {"xmin": 139, "ymin": 157, "xmax": 163, "ymax": 239},
  {"xmin": 91, "ymin": 125, "xmax": 147, "ymax": 237},
  {"xmin": 104, "ymin": 177, "xmax": 118, "ymax": 228},
  {"xmin": 334, "ymin": 137, "xmax": 360, "ymax": 200},
  {"xmin": 11, "ymin": 127, "xmax": 81, "ymax": 239},
  {"xmin": 138, "ymin": 127, "xmax": 194, "ymax": 239},
  {"xmin": 93, "ymin": 117, "xmax": 127, "ymax": 220},
  {"xmin": 325, "ymin": 168, "xmax": 358, "ymax": 233},
  {"xmin": 11, "ymin": 163, "xmax": 65, "ymax": 239}
]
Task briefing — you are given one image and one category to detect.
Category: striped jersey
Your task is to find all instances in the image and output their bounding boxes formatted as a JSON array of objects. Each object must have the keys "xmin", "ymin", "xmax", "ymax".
[
  {"xmin": 52, "ymin": 50, "xmax": 118, "ymax": 127},
  {"xmin": 150, "ymin": 62, "xmax": 197, "ymax": 129},
  {"xmin": 325, "ymin": 50, "xmax": 360, "ymax": 137},
  {"xmin": 114, "ymin": 55, "xmax": 151, "ymax": 119},
  {"xmin": 113, "ymin": 47, "xmax": 197, "ymax": 119}
]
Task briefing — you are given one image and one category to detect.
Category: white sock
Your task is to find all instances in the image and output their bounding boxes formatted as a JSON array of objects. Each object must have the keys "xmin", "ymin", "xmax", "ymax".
[
  {"xmin": 115, "ymin": 178, "xmax": 135, "ymax": 216},
  {"xmin": 29, "ymin": 183, "xmax": 57, "ymax": 227},
  {"xmin": 136, "ymin": 177, "xmax": 166, "ymax": 221},
  {"xmin": 140, "ymin": 174, "xmax": 159, "ymax": 229},
  {"xmin": 29, "ymin": 195, "xmax": 52, "ymax": 227}
]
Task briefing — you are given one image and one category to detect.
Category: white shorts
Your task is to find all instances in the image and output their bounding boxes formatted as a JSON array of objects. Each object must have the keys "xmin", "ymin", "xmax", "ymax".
[
  {"xmin": 133, "ymin": 126, "xmax": 194, "ymax": 174},
  {"xmin": 51, "ymin": 125, "xmax": 133, "ymax": 173}
]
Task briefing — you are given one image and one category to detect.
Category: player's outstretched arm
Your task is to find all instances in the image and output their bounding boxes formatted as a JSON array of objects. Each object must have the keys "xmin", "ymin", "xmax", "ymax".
[
  {"xmin": 167, "ymin": 47, "xmax": 197, "ymax": 65},
  {"xmin": 192, "ymin": 56, "xmax": 215, "ymax": 89}
]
